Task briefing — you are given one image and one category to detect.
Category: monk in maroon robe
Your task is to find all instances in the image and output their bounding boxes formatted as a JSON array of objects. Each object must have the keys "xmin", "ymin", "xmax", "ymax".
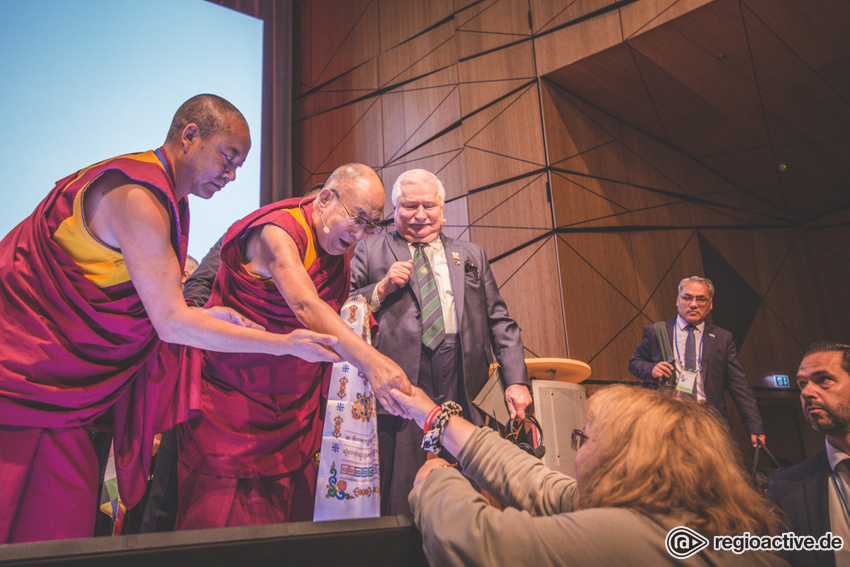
[
  {"xmin": 176, "ymin": 164, "xmax": 412, "ymax": 529},
  {"xmin": 0, "ymin": 95, "xmax": 340, "ymax": 544}
]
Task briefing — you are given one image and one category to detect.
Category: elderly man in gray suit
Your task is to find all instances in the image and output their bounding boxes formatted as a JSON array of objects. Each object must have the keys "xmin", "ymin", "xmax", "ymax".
[{"xmin": 350, "ymin": 169, "xmax": 532, "ymax": 515}]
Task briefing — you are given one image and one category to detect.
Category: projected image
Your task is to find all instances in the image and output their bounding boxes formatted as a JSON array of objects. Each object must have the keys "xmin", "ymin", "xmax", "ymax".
[{"xmin": 0, "ymin": 0, "xmax": 263, "ymax": 260}]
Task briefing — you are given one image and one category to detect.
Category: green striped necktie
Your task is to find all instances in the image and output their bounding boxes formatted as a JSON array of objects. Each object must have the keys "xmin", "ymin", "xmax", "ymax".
[{"xmin": 413, "ymin": 243, "xmax": 446, "ymax": 349}]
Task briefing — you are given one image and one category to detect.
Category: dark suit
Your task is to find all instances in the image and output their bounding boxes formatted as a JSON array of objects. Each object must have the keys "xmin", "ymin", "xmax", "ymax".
[
  {"xmin": 768, "ymin": 452, "xmax": 835, "ymax": 567},
  {"xmin": 350, "ymin": 232, "xmax": 529, "ymax": 514},
  {"xmin": 628, "ymin": 318, "xmax": 765, "ymax": 434}
]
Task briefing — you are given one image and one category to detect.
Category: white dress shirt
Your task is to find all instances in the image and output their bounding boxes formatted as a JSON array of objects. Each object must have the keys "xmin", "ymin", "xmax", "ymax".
[
  {"xmin": 370, "ymin": 238, "xmax": 458, "ymax": 334},
  {"xmin": 407, "ymin": 239, "xmax": 457, "ymax": 334},
  {"xmin": 826, "ymin": 439, "xmax": 850, "ymax": 566},
  {"xmin": 674, "ymin": 316, "xmax": 706, "ymax": 402}
]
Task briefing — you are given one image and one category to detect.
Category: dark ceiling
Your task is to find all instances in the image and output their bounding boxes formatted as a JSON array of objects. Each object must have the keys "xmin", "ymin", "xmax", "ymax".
[{"xmin": 545, "ymin": 0, "xmax": 850, "ymax": 224}]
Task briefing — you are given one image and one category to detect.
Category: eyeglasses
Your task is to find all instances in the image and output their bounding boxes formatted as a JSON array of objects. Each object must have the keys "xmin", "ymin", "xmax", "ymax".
[
  {"xmin": 679, "ymin": 294, "xmax": 710, "ymax": 306},
  {"xmin": 220, "ymin": 151, "xmax": 238, "ymax": 174},
  {"xmin": 571, "ymin": 429, "xmax": 589, "ymax": 451},
  {"xmin": 330, "ymin": 189, "xmax": 383, "ymax": 234}
]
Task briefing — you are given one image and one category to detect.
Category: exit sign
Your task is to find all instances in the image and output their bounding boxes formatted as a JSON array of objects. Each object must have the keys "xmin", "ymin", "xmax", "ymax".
[{"xmin": 772, "ymin": 374, "xmax": 790, "ymax": 388}]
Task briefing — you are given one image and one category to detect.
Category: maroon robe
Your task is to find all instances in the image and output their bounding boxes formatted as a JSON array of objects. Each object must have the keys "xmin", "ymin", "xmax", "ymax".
[
  {"xmin": 0, "ymin": 150, "xmax": 195, "ymax": 543},
  {"xmin": 176, "ymin": 198, "xmax": 349, "ymax": 528}
]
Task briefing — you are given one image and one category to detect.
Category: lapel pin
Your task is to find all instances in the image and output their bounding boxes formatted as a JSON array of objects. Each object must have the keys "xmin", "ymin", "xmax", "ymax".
[
  {"xmin": 709, "ymin": 333, "xmax": 715, "ymax": 338},
  {"xmin": 452, "ymin": 252, "xmax": 460, "ymax": 260},
  {"xmin": 455, "ymin": 261, "xmax": 461, "ymax": 266}
]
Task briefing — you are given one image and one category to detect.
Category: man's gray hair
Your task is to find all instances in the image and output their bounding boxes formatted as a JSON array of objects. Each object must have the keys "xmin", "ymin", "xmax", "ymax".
[
  {"xmin": 391, "ymin": 169, "xmax": 446, "ymax": 207},
  {"xmin": 678, "ymin": 276, "xmax": 715, "ymax": 298}
]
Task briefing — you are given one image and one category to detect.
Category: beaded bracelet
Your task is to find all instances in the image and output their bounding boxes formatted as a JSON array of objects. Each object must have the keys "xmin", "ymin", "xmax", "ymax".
[
  {"xmin": 423, "ymin": 405, "xmax": 441, "ymax": 432},
  {"xmin": 421, "ymin": 401, "xmax": 463, "ymax": 454}
]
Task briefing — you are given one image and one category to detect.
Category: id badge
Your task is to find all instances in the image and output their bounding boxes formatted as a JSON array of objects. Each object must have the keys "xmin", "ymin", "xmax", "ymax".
[{"xmin": 677, "ymin": 369, "xmax": 697, "ymax": 394}]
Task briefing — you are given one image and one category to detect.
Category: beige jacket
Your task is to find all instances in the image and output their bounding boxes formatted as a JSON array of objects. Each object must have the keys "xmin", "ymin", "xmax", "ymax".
[{"xmin": 409, "ymin": 427, "xmax": 788, "ymax": 567}]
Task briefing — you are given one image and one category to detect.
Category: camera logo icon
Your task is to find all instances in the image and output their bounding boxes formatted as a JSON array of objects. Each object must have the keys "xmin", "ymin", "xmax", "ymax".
[{"xmin": 665, "ymin": 526, "xmax": 709, "ymax": 559}]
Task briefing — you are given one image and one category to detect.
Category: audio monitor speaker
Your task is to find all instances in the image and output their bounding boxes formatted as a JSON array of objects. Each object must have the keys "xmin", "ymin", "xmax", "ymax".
[{"xmin": 531, "ymin": 380, "xmax": 588, "ymax": 477}]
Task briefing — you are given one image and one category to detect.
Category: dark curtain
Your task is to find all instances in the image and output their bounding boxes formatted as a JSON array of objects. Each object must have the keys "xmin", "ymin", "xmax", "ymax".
[{"xmin": 206, "ymin": 0, "xmax": 293, "ymax": 204}]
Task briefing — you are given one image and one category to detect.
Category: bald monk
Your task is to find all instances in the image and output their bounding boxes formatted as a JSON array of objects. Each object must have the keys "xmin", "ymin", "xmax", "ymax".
[
  {"xmin": 176, "ymin": 164, "xmax": 413, "ymax": 529},
  {"xmin": 0, "ymin": 94, "xmax": 339, "ymax": 543}
]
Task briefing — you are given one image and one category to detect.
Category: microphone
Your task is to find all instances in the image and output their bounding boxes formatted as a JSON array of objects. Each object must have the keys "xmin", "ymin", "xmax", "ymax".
[{"xmin": 320, "ymin": 212, "xmax": 330, "ymax": 234}]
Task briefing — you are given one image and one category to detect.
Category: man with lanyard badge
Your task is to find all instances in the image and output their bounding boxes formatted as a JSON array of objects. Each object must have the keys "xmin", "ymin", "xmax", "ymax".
[{"xmin": 629, "ymin": 276, "xmax": 766, "ymax": 448}]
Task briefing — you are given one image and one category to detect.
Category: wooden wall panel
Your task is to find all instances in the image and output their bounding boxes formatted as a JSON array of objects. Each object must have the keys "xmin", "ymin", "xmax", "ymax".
[
  {"xmin": 744, "ymin": 7, "xmax": 850, "ymax": 147},
  {"xmin": 625, "ymin": 230, "xmax": 697, "ymax": 312},
  {"xmin": 544, "ymin": 48, "xmax": 666, "ymax": 143},
  {"xmin": 556, "ymin": 236, "xmax": 643, "ymax": 375},
  {"xmin": 293, "ymin": 0, "xmax": 379, "ymax": 92},
  {"xmin": 540, "ymin": 83, "xmax": 617, "ymax": 166},
  {"xmin": 805, "ymin": 227, "xmax": 850, "ymax": 342},
  {"xmin": 699, "ymin": 148, "xmax": 786, "ymax": 211},
  {"xmin": 456, "ymin": 0, "xmax": 531, "ymax": 36},
  {"xmin": 701, "ymin": 229, "xmax": 797, "ymax": 297},
  {"xmin": 556, "ymin": 143, "xmax": 687, "ymax": 199},
  {"xmin": 467, "ymin": 175, "xmax": 551, "ymax": 258},
  {"xmin": 808, "ymin": 222, "xmax": 850, "ymax": 257},
  {"xmin": 457, "ymin": 40, "xmax": 536, "ymax": 83},
  {"xmin": 464, "ymin": 88, "xmax": 545, "ymax": 167},
  {"xmin": 379, "ymin": 130, "xmax": 466, "ymax": 200},
  {"xmin": 556, "ymin": 172, "xmax": 677, "ymax": 216},
  {"xmin": 620, "ymin": 0, "xmax": 712, "ymax": 39},
  {"xmin": 560, "ymin": 232, "xmax": 658, "ymax": 311},
  {"xmin": 467, "ymin": 175, "xmax": 551, "ymax": 228},
  {"xmin": 742, "ymin": 0, "xmax": 850, "ymax": 92},
  {"xmin": 764, "ymin": 236, "xmax": 843, "ymax": 346},
  {"xmin": 639, "ymin": 234, "xmax": 707, "ymax": 319},
  {"xmin": 293, "ymin": 60, "xmax": 379, "ymax": 121},
  {"xmin": 458, "ymin": 78, "xmax": 534, "ymax": 122},
  {"xmin": 532, "ymin": 0, "xmax": 618, "ymax": 34},
  {"xmin": 534, "ymin": 9, "xmax": 622, "ymax": 76},
  {"xmin": 627, "ymin": 47, "xmax": 766, "ymax": 157},
  {"xmin": 460, "ymin": 85, "xmax": 546, "ymax": 191},
  {"xmin": 380, "ymin": 73, "xmax": 460, "ymax": 163},
  {"xmin": 291, "ymin": 98, "xmax": 384, "ymax": 187},
  {"xmin": 490, "ymin": 238, "xmax": 568, "ymax": 360},
  {"xmin": 591, "ymin": 317, "xmax": 651, "ymax": 382},
  {"xmin": 377, "ymin": 22, "xmax": 457, "ymax": 87},
  {"xmin": 441, "ymin": 195, "xmax": 470, "ymax": 241},
  {"xmin": 377, "ymin": 0, "xmax": 454, "ymax": 53},
  {"xmin": 543, "ymin": 0, "xmax": 850, "ymax": 228},
  {"xmin": 739, "ymin": 300, "xmax": 811, "ymax": 386}
]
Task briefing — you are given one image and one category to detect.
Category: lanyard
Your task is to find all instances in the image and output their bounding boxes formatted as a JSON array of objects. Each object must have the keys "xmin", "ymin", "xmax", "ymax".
[
  {"xmin": 674, "ymin": 324, "xmax": 703, "ymax": 370},
  {"xmin": 830, "ymin": 468, "xmax": 850, "ymax": 520}
]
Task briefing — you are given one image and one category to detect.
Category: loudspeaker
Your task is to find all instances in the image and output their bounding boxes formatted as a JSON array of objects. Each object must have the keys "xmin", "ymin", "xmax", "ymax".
[{"xmin": 531, "ymin": 380, "xmax": 588, "ymax": 477}]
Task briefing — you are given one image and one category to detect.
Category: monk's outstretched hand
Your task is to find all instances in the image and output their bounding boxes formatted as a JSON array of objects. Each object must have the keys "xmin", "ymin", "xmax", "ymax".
[
  {"xmin": 365, "ymin": 354, "xmax": 413, "ymax": 418},
  {"xmin": 283, "ymin": 329, "xmax": 343, "ymax": 363}
]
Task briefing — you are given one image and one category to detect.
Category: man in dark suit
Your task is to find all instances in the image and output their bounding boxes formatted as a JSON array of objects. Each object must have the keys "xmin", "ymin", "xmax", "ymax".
[
  {"xmin": 350, "ymin": 169, "xmax": 531, "ymax": 515},
  {"xmin": 628, "ymin": 276, "xmax": 766, "ymax": 447},
  {"xmin": 769, "ymin": 342, "xmax": 850, "ymax": 567}
]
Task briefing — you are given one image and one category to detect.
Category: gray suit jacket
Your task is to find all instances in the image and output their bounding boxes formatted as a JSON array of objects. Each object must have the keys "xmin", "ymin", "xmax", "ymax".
[
  {"xmin": 350, "ymin": 232, "xmax": 529, "ymax": 422},
  {"xmin": 628, "ymin": 318, "xmax": 765, "ymax": 435}
]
